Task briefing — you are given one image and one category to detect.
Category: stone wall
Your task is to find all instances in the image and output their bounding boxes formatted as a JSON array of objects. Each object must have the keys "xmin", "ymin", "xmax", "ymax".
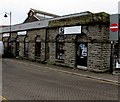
[
  {"xmin": 2, "ymin": 12, "xmax": 111, "ymax": 73},
  {"xmin": 48, "ymin": 42, "xmax": 56, "ymax": 64},
  {"xmin": 19, "ymin": 43, "xmax": 24, "ymax": 58},
  {"xmin": 47, "ymin": 28, "xmax": 59, "ymax": 64},
  {"xmin": 46, "ymin": 23, "xmax": 110, "ymax": 72},
  {"xmin": 25, "ymin": 29, "xmax": 46, "ymax": 62},
  {"xmin": 64, "ymin": 43, "xmax": 76, "ymax": 68},
  {"xmin": 87, "ymin": 43, "xmax": 111, "ymax": 72},
  {"xmin": 82, "ymin": 24, "xmax": 110, "ymax": 72},
  {"xmin": 17, "ymin": 36, "xmax": 25, "ymax": 58}
]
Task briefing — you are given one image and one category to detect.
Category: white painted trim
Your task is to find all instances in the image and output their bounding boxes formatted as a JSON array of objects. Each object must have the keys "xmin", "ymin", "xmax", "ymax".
[{"xmin": 77, "ymin": 65, "xmax": 87, "ymax": 70}]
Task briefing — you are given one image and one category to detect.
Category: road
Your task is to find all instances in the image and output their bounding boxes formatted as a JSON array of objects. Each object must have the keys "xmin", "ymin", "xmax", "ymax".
[{"xmin": 2, "ymin": 58, "xmax": 119, "ymax": 101}]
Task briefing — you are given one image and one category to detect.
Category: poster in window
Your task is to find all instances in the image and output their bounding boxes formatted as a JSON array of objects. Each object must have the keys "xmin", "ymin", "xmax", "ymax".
[{"xmin": 80, "ymin": 44, "xmax": 87, "ymax": 57}]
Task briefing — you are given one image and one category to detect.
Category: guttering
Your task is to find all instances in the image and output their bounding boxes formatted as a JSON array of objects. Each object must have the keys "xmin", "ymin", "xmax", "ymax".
[{"xmin": 1, "ymin": 20, "xmax": 49, "ymax": 33}]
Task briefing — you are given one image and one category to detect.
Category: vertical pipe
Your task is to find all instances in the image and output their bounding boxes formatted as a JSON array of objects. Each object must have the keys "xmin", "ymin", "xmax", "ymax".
[
  {"xmin": 44, "ymin": 29, "xmax": 47, "ymax": 62},
  {"xmin": 110, "ymin": 41, "xmax": 113, "ymax": 73},
  {"xmin": 10, "ymin": 12, "xmax": 12, "ymax": 57}
]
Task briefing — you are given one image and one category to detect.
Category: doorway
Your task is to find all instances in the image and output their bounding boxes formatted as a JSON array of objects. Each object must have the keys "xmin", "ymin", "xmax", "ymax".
[
  {"xmin": 35, "ymin": 42, "xmax": 41, "ymax": 57},
  {"xmin": 16, "ymin": 42, "xmax": 19, "ymax": 56},
  {"xmin": 35, "ymin": 36, "xmax": 41, "ymax": 58},
  {"xmin": 76, "ymin": 43, "xmax": 87, "ymax": 67}
]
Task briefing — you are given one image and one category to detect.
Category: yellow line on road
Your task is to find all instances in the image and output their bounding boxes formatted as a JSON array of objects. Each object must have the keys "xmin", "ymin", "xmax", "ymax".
[
  {"xmin": 61, "ymin": 72, "xmax": 119, "ymax": 86},
  {"xmin": 0, "ymin": 95, "xmax": 10, "ymax": 102}
]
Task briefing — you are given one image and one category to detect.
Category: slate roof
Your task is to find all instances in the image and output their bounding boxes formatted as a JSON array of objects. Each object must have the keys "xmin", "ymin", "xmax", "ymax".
[
  {"xmin": 23, "ymin": 8, "xmax": 60, "ymax": 23},
  {"xmin": 1, "ymin": 11, "xmax": 110, "ymax": 33}
]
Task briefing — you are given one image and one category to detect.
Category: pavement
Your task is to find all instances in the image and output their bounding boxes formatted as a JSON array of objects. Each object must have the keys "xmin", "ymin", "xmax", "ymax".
[{"xmin": 3, "ymin": 58, "xmax": 119, "ymax": 84}]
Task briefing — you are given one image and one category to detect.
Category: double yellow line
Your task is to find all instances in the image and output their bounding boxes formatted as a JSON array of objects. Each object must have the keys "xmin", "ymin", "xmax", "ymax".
[
  {"xmin": 61, "ymin": 72, "xmax": 119, "ymax": 86},
  {"xmin": 0, "ymin": 95, "xmax": 10, "ymax": 102}
]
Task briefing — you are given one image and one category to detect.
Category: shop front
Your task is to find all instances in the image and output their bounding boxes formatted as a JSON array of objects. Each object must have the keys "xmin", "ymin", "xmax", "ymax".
[{"xmin": 1, "ymin": 10, "xmax": 112, "ymax": 73}]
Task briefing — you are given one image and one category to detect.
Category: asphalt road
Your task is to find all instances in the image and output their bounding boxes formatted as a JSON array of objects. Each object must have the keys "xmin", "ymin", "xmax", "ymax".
[{"xmin": 2, "ymin": 59, "xmax": 119, "ymax": 101}]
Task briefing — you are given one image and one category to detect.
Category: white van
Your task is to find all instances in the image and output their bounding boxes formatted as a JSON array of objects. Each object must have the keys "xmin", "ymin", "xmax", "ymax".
[{"xmin": 0, "ymin": 41, "xmax": 4, "ymax": 56}]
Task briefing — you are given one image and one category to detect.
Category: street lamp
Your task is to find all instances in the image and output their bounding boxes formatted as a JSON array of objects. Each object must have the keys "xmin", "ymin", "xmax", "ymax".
[
  {"xmin": 4, "ymin": 12, "xmax": 12, "ymax": 57},
  {"xmin": 4, "ymin": 12, "xmax": 11, "ymax": 38}
]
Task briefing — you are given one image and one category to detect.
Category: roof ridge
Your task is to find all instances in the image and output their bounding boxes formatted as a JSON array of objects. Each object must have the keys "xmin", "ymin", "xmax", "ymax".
[{"xmin": 30, "ymin": 8, "xmax": 59, "ymax": 18}]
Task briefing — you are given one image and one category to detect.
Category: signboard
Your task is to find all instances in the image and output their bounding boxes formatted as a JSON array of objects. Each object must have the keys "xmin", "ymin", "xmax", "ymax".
[
  {"xmin": 64, "ymin": 26, "xmax": 81, "ymax": 34},
  {"xmin": 3, "ymin": 33, "xmax": 10, "ymax": 37},
  {"xmin": 110, "ymin": 23, "xmax": 118, "ymax": 32},
  {"xmin": 116, "ymin": 62, "xmax": 120, "ymax": 68},
  {"xmin": 109, "ymin": 14, "xmax": 119, "ymax": 41},
  {"xmin": 17, "ymin": 31, "xmax": 27, "ymax": 36}
]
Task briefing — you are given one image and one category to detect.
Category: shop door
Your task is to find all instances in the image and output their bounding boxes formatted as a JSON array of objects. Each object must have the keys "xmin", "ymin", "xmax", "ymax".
[
  {"xmin": 16, "ymin": 42, "xmax": 19, "ymax": 56},
  {"xmin": 77, "ymin": 43, "xmax": 87, "ymax": 67}
]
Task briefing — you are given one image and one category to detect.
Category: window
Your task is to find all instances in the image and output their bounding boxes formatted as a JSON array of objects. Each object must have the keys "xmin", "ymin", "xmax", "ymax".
[
  {"xmin": 56, "ymin": 35, "xmax": 65, "ymax": 60},
  {"xmin": 24, "ymin": 37, "xmax": 29, "ymax": 57},
  {"xmin": 35, "ymin": 36, "xmax": 41, "ymax": 57},
  {"xmin": 56, "ymin": 42, "xmax": 64, "ymax": 60}
]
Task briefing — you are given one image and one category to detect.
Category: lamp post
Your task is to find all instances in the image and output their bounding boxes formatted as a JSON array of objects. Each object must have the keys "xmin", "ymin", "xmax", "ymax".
[
  {"xmin": 4, "ymin": 12, "xmax": 11, "ymax": 38},
  {"xmin": 4, "ymin": 12, "xmax": 12, "ymax": 57}
]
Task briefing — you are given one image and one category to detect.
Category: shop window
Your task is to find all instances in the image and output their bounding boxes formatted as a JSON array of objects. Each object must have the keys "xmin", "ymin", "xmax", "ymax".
[
  {"xmin": 24, "ymin": 37, "xmax": 29, "ymax": 57},
  {"xmin": 56, "ymin": 42, "xmax": 64, "ymax": 60},
  {"xmin": 56, "ymin": 35, "xmax": 65, "ymax": 60},
  {"xmin": 35, "ymin": 36, "xmax": 41, "ymax": 57}
]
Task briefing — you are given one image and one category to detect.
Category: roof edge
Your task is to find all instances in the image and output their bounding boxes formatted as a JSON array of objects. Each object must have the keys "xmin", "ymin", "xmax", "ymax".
[{"xmin": 30, "ymin": 8, "xmax": 60, "ymax": 18}]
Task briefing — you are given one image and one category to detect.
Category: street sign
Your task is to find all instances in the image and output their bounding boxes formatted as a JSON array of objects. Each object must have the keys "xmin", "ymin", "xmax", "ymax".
[
  {"xmin": 110, "ymin": 23, "xmax": 118, "ymax": 32},
  {"xmin": 109, "ymin": 14, "xmax": 119, "ymax": 41}
]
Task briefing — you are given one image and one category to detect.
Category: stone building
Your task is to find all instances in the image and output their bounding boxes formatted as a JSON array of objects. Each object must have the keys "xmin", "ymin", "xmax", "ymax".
[{"xmin": 1, "ymin": 9, "xmax": 114, "ymax": 73}]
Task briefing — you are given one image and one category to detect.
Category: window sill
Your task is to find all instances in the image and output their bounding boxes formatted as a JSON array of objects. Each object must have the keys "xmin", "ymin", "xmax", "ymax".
[
  {"xmin": 55, "ymin": 59, "xmax": 64, "ymax": 63},
  {"xmin": 35, "ymin": 56, "xmax": 40, "ymax": 59}
]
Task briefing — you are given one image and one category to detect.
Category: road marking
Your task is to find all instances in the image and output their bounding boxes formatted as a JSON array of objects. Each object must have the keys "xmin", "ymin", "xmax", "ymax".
[
  {"xmin": 4, "ymin": 59, "xmax": 119, "ymax": 86},
  {"xmin": 60, "ymin": 72, "xmax": 119, "ymax": 86},
  {"xmin": 0, "ymin": 95, "xmax": 10, "ymax": 102}
]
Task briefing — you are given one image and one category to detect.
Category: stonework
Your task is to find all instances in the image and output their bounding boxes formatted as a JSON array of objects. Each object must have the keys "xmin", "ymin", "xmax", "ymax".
[
  {"xmin": 87, "ymin": 43, "xmax": 111, "ymax": 72},
  {"xmin": 2, "ymin": 11, "xmax": 113, "ymax": 73}
]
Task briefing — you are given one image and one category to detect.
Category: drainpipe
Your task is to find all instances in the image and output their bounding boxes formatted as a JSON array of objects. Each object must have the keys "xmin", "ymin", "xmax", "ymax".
[
  {"xmin": 44, "ymin": 29, "xmax": 47, "ymax": 62},
  {"xmin": 110, "ymin": 41, "xmax": 114, "ymax": 73}
]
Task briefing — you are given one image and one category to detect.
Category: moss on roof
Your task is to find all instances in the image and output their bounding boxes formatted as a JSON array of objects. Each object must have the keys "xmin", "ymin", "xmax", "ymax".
[{"xmin": 48, "ymin": 12, "xmax": 109, "ymax": 27}]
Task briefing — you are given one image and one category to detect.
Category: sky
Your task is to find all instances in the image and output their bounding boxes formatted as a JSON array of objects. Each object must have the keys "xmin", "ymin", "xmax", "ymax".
[{"xmin": 0, "ymin": 0, "xmax": 120, "ymax": 25}]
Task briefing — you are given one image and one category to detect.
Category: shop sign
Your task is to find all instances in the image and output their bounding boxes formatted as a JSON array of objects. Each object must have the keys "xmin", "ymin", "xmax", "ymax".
[
  {"xmin": 116, "ymin": 62, "xmax": 120, "ymax": 68},
  {"xmin": 3, "ymin": 33, "xmax": 10, "ymax": 37},
  {"xmin": 64, "ymin": 26, "xmax": 81, "ymax": 34},
  {"xmin": 17, "ymin": 31, "xmax": 27, "ymax": 36}
]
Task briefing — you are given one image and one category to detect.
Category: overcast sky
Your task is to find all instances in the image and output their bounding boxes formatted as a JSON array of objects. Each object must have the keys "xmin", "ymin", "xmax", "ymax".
[{"xmin": 0, "ymin": 0, "xmax": 120, "ymax": 25}]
